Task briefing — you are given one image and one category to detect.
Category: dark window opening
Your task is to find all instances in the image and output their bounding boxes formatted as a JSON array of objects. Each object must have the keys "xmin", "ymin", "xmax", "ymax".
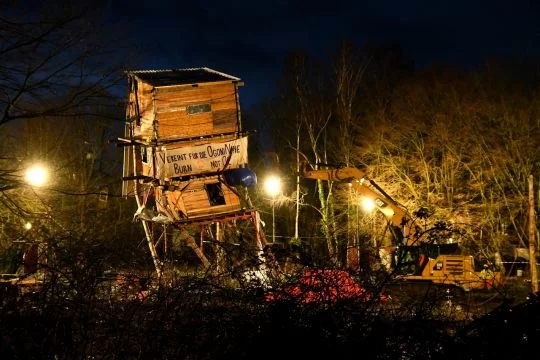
[
  {"xmin": 141, "ymin": 146, "xmax": 148, "ymax": 163},
  {"xmin": 187, "ymin": 103, "xmax": 211, "ymax": 115},
  {"xmin": 205, "ymin": 183, "xmax": 226, "ymax": 206}
]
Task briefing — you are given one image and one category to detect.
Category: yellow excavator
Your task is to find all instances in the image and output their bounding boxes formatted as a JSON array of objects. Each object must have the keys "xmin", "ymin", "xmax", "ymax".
[
  {"xmin": 0, "ymin": 241, "xmax": 41, "ymax": 294},
  {"xmin": 299, "ymin": 162, "xmax": 502, "ymax": 291}
]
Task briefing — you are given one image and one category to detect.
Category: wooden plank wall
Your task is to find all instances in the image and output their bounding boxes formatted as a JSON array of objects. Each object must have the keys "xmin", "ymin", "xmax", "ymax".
[
  {"xmin": 131, "ymin": 81, "xmax": 155, "ymax": 139},
  {"xmin": 183, "ymin": 187, "xmax": 241, "ymax": 219},
  {"xmin": 154, "ymin": 82, "xmax": 238, "ymax": 139},
  {"xmin": 155, "ymin": 178, "xmax": 241, "ymax": 219},
  {"xmin": 129, "ymin": 79, "xmax": 239, "ymax": 142}
]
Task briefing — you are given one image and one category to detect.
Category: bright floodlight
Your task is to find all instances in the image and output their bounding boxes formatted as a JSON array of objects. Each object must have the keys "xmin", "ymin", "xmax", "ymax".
[
  {"xmin": 24, "ymin": 222, "xmax": 32, "ymax": 230},
  {"xmin": 25, "ymin": 164, "xmax": 48, "ymax": 187},
  {"xmin": 361, "ymin": 197, "xmax": 376, "ymax": 212},
  {"xmin": 264, "ymin": 175, "xmax": 282, "ymax": 197}
]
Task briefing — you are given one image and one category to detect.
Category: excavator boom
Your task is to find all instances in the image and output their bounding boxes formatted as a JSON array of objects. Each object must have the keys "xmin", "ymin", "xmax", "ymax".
[
  {"xmin": 301, "ymin": 166, "xmax": 367, "ymax": 183},
  {"xmin": 300, "ymin": 163, "xmax": 414, "ymax": 244}
]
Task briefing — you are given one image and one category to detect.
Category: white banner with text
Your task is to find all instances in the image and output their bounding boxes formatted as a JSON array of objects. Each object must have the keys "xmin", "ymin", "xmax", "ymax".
[{"xmin": 155, "ymin": 137, "xmax": 248, "ymax": 178}]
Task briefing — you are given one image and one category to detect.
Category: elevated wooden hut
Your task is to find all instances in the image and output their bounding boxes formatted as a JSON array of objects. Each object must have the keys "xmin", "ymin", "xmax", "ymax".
[
  {"xmin": 120, "ymin": 67, "xmax": 265, "ymax": 274},
  {"xmin": 122, "ymin": 67, "xmax": 252, "ymax": 220}
]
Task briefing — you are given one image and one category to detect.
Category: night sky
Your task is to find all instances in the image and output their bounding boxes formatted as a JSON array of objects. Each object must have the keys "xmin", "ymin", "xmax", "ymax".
[{"xmin": 41, "ymin": 0, "xmax": 540, "ymax": 108}]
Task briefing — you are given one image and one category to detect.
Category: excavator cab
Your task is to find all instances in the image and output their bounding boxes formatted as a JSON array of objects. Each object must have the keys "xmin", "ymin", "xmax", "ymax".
[
  {"xmin": 0, "ymin": 242, "xmax": 39, "ymax": 281},
  {"xmin": 394, "ymin": 243, "xmax": 461, "ymax": 275}
]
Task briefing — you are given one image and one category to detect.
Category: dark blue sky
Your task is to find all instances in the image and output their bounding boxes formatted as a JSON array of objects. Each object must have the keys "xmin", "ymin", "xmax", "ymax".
[{"xmin": 109, "ymin": 0, "xmax": 540, "ymax": 108}]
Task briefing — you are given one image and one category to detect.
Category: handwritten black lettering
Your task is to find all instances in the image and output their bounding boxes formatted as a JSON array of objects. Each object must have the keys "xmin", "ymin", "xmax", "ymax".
[{"xmin": 173, "ymin": 163, "xmax": 193, "ymax": 174}]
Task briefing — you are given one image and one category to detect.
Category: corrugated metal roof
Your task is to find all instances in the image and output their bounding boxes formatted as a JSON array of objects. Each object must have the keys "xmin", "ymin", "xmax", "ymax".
[{"xmin": 126, "ymin": 67, "xmax": 241, "ymax": 87}]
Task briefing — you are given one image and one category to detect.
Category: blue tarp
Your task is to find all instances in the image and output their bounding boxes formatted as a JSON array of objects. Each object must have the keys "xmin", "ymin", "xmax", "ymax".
[{"xmin": 223, "ymin": 168, "xmax": 257, "ymax": 187}]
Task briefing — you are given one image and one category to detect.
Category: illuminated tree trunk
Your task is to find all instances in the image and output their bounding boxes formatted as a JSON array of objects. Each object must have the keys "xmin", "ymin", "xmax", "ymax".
[
  {"xmin": 215, "ymin": 222, "xmax": 226, "ymax": 275},
  {"xmin": 294, "ymin": 123, "xmax": 300, "ymax": 242},
  {"xmin": 316, "ymin": 178, "xmax": 336, "ymax": 262},
  {"xmin": 528, "ymin": 175, "xmax": 538, "ymax": 293}
]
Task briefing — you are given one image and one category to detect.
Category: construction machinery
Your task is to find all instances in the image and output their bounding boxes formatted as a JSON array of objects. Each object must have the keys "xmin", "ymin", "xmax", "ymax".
[
  {"xmin": 0, "ymin": 241, "xmax": 42, "ymax": 294},
  {"xmin": 299, "ymin": 162, "xmax": 502, "ymax": 291}
]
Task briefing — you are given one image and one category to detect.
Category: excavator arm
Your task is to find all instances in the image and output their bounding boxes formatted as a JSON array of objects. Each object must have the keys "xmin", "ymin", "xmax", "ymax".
[{"xmin": 300, "ymin": 163, "xmax": 415, "ymax": 244}]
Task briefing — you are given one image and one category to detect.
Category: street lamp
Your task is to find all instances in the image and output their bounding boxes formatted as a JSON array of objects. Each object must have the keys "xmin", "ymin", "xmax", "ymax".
[
  {"xmin": 25, "ymin": 164, "xmax": 48, "ymax": 187},
  {"xmin": 360, "ymin": 197, "xmax": 376, "ymax": 212},
  {"xmin": 264, "ymin": 175, "xmax": 282, "ymax": 243}
]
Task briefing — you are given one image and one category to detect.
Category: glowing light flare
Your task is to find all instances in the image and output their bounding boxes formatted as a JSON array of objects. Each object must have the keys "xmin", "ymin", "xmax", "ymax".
[
  {"xmin": 25, "ymin": 164, "xmax": 48, "ymax": 187},
  {"xmin": 24, "ymin": 222, "xmax": 32, "ymax": 230},
  {"xmin": 360, "ymin": 197, "xmax": 396, "ymax": 218},
  {"xmin": 379, "ymin": 207, "xmax": 395, "ymax": 218},
  {"xmin": 264, "ymin": 175, "xmax": 282, "ymax": 198},
  {"xmin": 361, "ymin": 197, "xmax": 376, "ymax": 212}
]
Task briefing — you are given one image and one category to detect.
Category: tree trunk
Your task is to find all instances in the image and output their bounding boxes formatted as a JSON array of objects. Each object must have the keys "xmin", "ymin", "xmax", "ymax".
[
  {"xmin": 528, "ymin": 175, "xmax": 538, "ymax": 293},
  {"xmin": 294, "ymin": 126, "xmax": 300, "ymax": 242}
]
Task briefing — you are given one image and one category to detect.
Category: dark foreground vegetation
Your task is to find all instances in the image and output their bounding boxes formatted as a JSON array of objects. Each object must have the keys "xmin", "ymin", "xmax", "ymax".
[{"xmin": 2, "ymin": 264, "xmax": 538, "ymax": 360}]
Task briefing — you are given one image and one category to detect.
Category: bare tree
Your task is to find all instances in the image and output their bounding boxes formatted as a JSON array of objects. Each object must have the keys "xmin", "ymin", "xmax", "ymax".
[
  {"xmin": 357, "ymin": 60, "xmax": 540, "ymax": 261},
  {"xmin": 332, "ymin": 41, "xmax": 370, "ymax": 265},
  {"xmin": 288, "ymin": 54, "xmax": 339, "ymax": 262},
  {"xmin": 0, "ymin": 4, "xmax": 126, "ymax": 127},
  {"xmin": 0, "ymin": 2, "xmax": 135, "ymax": 249}
]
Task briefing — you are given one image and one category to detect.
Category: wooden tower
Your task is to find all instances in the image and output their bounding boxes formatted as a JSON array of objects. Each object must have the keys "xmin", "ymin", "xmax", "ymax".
[{"xmin": 120, "ymin": 68, "xmax": 266, "ymax": 276}]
